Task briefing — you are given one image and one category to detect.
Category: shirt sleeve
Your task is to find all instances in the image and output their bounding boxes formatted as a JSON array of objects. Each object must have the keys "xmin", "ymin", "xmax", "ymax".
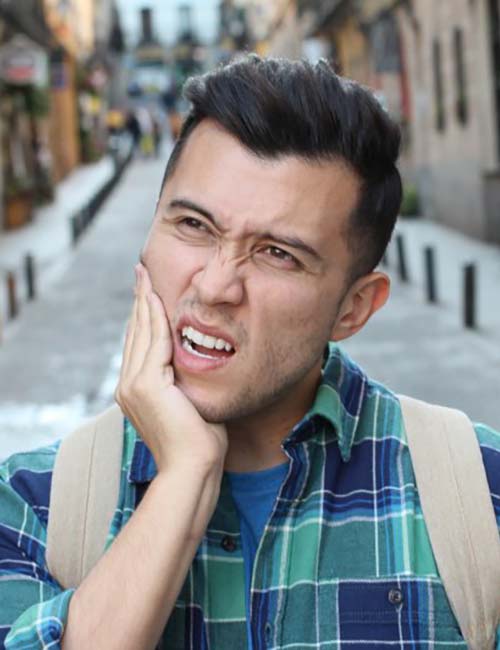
[
  {"xmin": 0, "ymin": 474, "xmax": 75, "ymax": 649},
  {"xmin": 3, "ymin": 589, "xmax": 75, "ymax": 649}
]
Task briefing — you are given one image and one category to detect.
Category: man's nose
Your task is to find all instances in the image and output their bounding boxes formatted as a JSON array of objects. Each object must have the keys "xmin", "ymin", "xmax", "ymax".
[{"xmin": 191, "ymin": 250, "xmax": 245, "ymax": 306}]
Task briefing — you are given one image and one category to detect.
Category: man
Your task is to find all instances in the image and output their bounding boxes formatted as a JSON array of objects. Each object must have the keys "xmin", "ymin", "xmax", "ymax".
[{"xmin": 0, "ymin": 55, "xmax": 499, "ymax": 649}]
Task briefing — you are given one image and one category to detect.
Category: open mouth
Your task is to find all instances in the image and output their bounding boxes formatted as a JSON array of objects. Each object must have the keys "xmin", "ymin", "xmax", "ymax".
[{"xmin": 180, "ymin": 325, "xmax": 235, "ymax": 360}]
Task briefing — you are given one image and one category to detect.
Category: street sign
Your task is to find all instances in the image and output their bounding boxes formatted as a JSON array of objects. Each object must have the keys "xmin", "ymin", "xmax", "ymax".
[{"xmin": 0, "ymin": 35, "xmax": 48, "ymax": 86}]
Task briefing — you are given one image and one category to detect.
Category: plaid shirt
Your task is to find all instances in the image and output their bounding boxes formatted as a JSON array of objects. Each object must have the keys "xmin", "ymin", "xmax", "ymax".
[{"xmin": 1, "ymin": 343, "xmax": 499, "ymax": 649}]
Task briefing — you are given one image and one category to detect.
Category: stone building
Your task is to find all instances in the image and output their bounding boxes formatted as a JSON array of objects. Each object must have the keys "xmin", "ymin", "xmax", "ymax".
[
  {"xmin": 0, "ymin": 1, "xmax": 54, "ymax": 229},
  {"xmin": 399, "ymin": 0, "xmax": 500, "ymax": 242},
  {"xmin": 256, "ymin": 0, "xmax": 500, "ymax": 242}
]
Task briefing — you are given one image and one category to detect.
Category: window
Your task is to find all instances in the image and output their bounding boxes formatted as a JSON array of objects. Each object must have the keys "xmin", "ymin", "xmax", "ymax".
[
  {"xmin": 453, "ymin": 28, "xmax": 468, "ymax": 125},
  {"xmin": 432, "ymin": 38, "xmax": 446, "ymax": 131}
]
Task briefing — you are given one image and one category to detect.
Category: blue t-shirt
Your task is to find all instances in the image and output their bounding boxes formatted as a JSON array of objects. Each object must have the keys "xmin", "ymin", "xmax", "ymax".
[{"xmin": 226, "ymin": 461, "xmax": 289, "ymax": 650}]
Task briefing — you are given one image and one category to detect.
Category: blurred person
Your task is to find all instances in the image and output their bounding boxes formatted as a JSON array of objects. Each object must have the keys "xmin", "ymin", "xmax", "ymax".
[
  {"xmin": 152, "ymin": 113, "xmax": 163, "ymax": 158},
  {"xmin": 137, "ymin": 106, "xmax": 155, "ymax": 158},
  {"xmin": 125, "ymin": 108, "xmax": 142, "ymax": 152},
  {"xmin": 162, "ymin": 81, "xmax": 182, "ymax": 141},
  {"xmin": 106, "ymin": 108, "xmax": 125, "ymax": 136},
  {"xmin": 0, "ymin": 55, "xmax": 499, "ymax": 650}
]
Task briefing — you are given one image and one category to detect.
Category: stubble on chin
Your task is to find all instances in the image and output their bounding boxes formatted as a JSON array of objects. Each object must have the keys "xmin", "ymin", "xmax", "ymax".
[{"xmin": 176, "ymin": 342, "xmax": 325, "ymax": 426}]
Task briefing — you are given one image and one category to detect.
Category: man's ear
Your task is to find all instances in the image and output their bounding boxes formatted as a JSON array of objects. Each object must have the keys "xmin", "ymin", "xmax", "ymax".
[{"xmin": 330, "ymin": 272, "xmax": 390, "ymax": 342}]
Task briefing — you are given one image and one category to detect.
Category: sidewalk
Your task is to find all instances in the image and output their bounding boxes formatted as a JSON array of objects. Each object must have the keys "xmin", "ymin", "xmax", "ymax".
[
  {"xmin": 0, "ymin": 156, "xmax": 115, "ymax": 330},
  {"xmin": 0, "ymin": 149, "xmax": 168, "ymax": 460},
  {"xmin": 389, "ymin": 217, "xmax": 500, "ymax": 341},
  {"xmin": 342, "ymin": 217, "xmax": 500, "ymax": 430}
]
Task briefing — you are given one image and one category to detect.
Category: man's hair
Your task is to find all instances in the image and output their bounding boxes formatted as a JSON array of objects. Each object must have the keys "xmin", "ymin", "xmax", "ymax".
[{"xmin": 162, "ymin": 54, "xmax": 402, "ymax": 283}]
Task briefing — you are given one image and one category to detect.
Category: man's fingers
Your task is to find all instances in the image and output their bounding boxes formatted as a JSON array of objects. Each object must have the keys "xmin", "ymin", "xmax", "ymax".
[
  {"xmin": 119, "ymin": 264, "xmax": 171, "ymax": 399},
  {"xmin": 126, "ymin": 266, "xmax": 152, "ymax": 378},
  {"xmin": 142, "ymin": 292, "xmax": 173, "ymax": 377},
  {"xmin": 119, "ymin": 270, "xmax": 140, "ymax": 378},
  {"xmin": 138, "ymin": 262, "xmax": 153, "ymax": 293},
  {"xmin": 120, "ymin": 306, "xmax": 136, "ymax": 379}
]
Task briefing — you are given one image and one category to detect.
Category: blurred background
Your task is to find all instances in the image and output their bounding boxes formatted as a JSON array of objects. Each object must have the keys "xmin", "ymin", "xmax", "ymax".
[{"xmin": 0, "ymin": 0, "xmax": 499, "ymax": 458}]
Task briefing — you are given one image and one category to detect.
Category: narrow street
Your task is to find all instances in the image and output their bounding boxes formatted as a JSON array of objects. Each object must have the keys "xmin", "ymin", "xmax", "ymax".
[
  {"xmin": 0, "ymin": 143, "xmax": 499, "ymax": 460},
  {"xmin": 0, "ymin": 150, "xmax": 168, "ymax": 459}
]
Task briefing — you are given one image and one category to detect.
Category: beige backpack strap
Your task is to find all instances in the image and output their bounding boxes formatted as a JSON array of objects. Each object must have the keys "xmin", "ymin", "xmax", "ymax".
[
  {"xmin": 399, "ymin": 394, "xmax": 500, "ymax": 650},
  {"xmin": 46, "ymin": 404, "xmax": 124, "ymax": 589}
]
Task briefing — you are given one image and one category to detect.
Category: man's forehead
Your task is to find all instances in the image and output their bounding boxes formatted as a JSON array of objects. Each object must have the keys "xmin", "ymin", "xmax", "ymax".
[{"xmin": 163, "ymin": 120, "xmax": 359, "ymax": 237}]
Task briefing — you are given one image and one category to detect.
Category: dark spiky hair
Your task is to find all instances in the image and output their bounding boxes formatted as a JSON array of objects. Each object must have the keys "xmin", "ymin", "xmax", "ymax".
[{"xmin": 161, "ymin": 54, "xmax": 402, "ymax": 282}]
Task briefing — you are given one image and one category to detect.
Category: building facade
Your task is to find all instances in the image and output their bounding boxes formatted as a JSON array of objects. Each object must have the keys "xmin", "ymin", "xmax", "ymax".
[
  {"xmin": 400, "ymin": 0, "xmax": 500, "ymax": 242},
  {"xmin": 259, "ymin": 0, "xmax": 500, "ymax": 244},
  {"xmin": 0, "ymin": 0, "xmax": 55, "ymax": 229}
]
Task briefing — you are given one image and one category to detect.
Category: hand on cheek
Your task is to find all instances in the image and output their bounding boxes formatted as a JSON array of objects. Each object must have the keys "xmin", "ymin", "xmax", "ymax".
[{"xmin": 115, "ymin": 262, "xmax": 228, "ymax": 475}]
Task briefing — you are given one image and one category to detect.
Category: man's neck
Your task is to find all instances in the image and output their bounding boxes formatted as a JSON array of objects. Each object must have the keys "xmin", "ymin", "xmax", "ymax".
[{"xmin": 223, "ymin": 367, "xmax": 322, "ymax": 473}]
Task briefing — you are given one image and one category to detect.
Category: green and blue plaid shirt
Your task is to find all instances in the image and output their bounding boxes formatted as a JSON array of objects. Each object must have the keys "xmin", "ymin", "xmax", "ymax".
[{"xmin": 1, "ymin": 343, "xmax": 499, "ymax": 649}]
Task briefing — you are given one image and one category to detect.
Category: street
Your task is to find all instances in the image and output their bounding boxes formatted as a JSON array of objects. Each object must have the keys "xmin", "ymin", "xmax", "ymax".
[
  {"xmin": 0, "ymin": 151, "xmax": 166, "ymax": 459},
  {"xmin": 0, "ymin": 146, "xmax": 499, "ymax": 460}
]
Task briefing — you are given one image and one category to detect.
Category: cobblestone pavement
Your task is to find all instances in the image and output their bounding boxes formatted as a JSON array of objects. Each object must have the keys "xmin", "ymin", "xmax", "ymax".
[{"xmin": 0, "ymin": 157, "xmax": 499, "ymax": 459}]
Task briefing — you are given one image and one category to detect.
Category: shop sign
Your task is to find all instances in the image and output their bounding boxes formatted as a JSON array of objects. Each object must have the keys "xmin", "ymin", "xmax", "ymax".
[{"xmin": 0, "ymin": 35, "xmax": 48, "ymax": 86}]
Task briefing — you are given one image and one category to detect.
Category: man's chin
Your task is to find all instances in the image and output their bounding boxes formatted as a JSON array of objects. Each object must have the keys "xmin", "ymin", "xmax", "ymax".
[
  {"xmin": 175, "ymin": 381, "xmax": 232, "ymax": 423},
  {"xmin": 188, "ymin": 398, "xmax": 238, "ymax": 424}
]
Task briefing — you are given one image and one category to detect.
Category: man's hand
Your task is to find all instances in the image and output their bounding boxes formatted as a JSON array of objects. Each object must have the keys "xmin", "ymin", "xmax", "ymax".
[
  {"xmin": 115, "ymin": 262, "xmax": 228, "ymax": 476},
  {"xmin": 62, "ymin": 266, "xmax": 229, "ymax": 650}
]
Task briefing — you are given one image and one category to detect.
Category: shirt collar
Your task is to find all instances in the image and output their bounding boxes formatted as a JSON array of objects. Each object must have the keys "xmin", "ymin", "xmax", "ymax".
[
  {"xmin": 128, "ymin": 342, "xmax": 367, "ymax": 483},
  {"xmin": 281, "ymin": 342, "xmax": 367, "ymax": 461}
]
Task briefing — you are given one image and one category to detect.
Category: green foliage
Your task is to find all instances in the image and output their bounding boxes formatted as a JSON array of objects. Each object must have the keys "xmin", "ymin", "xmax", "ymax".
[
  {"xmin": 25, "ymin": 86, "xmax": 51, "ymax": 117},
  {"xmin": 3, "ymin": 85, "xmax": 51, "ymax": 117},
  {"xmin": 4, "ymin": 175, "xmax": 35, "ymax": 199},
  {"xmin": 400, "ymin": 183, "xmax": 421, "ymax": 217}
]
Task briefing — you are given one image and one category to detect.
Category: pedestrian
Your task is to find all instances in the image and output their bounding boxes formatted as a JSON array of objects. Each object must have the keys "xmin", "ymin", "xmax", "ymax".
[
  {"xmin": 152, "ymin": 114, "xmax": 162, "ymax": 158},
  {"xmin": 125, "ymin": 108, "xmax": 141, "ymax": 152},
  {"xmin": 0, "ymin": 55, "xmax": 499, "ymax": 650},
  {"xmin": 136, "ymin": 106, "xmax": 155, "ymax": 158}
]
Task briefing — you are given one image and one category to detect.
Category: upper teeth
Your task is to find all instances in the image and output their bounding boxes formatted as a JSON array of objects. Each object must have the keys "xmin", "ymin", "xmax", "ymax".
[{"xmin": 182, "ymin": 326, "xmax": 234, "ymax": 352}]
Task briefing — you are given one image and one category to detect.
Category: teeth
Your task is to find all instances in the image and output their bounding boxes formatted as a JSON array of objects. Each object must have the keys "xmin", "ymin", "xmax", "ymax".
[
  {"xmin": 181, "ymin": 325, "xmax": 234, "ymax": 352},
  {"xmin": 191, "ymin": 328, "xmax": 205, "ymax": 346},
  {"xmin": 202, "ymin": 334, "xmax": 217, "ymax": 349},
  {"xmin": 182, "ymin": 338, "xmax": 217, "ymax": 359}
]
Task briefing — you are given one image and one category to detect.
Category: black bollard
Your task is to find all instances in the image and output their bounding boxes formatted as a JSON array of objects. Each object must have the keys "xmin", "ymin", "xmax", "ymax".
[
  {"xmin": 24, "ymin": 254, "xmax": 36, "ymax": 300},
  {"xmin": 82, "ymin": 203, "xmax": 92, "ymax": 228},
  {"xmin": 71, "ymin": 214, "xmax": 80, "ymax": 246},
  {"xmin": 396, "ymin": 233, "xmax": 408, "ymax": 282},
  {"xmin": 424, "ymin": 246, "xmax": 437, "ymax": 303},
  {"xmin": 463, "ymin": 263, "xmax": 477, "ymax": 329},
  {"xmin": 7, "ymin": 271, "xmax": 18, "ymax": 319}
]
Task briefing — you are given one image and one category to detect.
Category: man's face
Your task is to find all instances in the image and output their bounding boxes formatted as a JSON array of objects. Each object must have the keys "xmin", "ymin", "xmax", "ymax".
[{"xmin": 142, "ymin": 120, "xmax": 360, "ymax": 423}]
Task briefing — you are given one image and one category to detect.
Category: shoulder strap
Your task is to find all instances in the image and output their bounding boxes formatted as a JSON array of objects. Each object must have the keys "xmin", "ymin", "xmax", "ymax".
[
  {"xmin": 46, "ymin": 404, "xmax": 124, "ymax": 590},
  {"xmin": 399, "ymin": 394, "xmax": 500, "ymax": 650}
]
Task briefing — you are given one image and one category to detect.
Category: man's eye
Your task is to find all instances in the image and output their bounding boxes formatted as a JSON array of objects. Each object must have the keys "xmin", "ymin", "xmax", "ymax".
[
  {"xmin": 261, "ymin": 246, "xmax": 299, "ymax": 266},
  {"xmin": 180, "ymin": 217, "xmax": 206, "ymax": 230}
]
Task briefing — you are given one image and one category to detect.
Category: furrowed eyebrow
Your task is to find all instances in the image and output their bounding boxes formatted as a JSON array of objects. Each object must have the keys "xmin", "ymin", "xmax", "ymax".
[
  {"xmin": 260, "ymin": 232, "xmax": 323, "ymax": 262},
  {"xmin": 168, "ymin": 198, "xmax": 221, "ymax": 229},
  {"xmin": 167, "ymin": 197, "xmax": 323, "ymax": 262}
]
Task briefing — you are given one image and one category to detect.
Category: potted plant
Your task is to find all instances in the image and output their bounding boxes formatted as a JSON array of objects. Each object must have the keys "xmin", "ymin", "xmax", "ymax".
[
  {"xmin": 400, "ymin": 183, "xmax": 421, "ymax": 219},
  {"xmin": 4, "ymin": 176, "xmax": 35, "ymax": 229}
]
